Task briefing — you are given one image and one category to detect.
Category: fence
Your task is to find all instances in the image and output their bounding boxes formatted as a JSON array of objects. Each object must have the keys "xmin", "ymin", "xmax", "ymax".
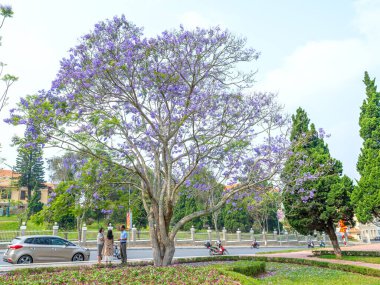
[{"xmin": 2, "ymin": 223, "xmax": 354, "ymax": 248}]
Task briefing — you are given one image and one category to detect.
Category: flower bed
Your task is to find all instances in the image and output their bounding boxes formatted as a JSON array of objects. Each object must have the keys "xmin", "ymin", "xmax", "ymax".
[
  {"xmin": 1, "ymin": 265, "xmax": 237, "ymax": 285},
  {"xmin": 312, "ymin": 250, "xmax": 380, "ymax": 257},
  {"xmin": 2, "ymin": 256, "xmax": 380, "ymax": 284}
]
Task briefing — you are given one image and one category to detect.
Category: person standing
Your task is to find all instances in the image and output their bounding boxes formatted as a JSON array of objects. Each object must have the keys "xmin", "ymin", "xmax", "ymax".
[
  {"xmin": 103, "ymin": 229, "xmax": 114, "ymax": 265},
  {"xmin": 97, "ymin": 228, "xmax": 104, "ymax": 264},
  {"xmin": 120, "ymin": 225, "xmax": 128, "ymax": 264}
]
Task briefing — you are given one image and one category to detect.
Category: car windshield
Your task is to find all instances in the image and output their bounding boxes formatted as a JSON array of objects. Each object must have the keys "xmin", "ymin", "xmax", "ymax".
[{"xmin": 10, "ymin": 238, "xmax": 21, "ymax": 244}]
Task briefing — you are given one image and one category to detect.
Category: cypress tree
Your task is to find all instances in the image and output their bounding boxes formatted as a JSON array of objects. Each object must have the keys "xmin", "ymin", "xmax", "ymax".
[
  {"xmin": 352, "ymin": 72, "xmax": 380, "ymax": 222},
  {"xmin": 282, "ymin": 108, "xmax": 354, "ymax": 257}
]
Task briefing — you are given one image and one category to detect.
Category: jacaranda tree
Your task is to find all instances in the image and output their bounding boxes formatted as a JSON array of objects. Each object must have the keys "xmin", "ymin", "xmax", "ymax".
[{"xmin": 8, "ymin": 16, "xmax": 289, "ymax": 265}]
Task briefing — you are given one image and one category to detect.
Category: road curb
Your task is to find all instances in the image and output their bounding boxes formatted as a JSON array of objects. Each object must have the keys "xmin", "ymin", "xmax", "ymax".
[{"xmin": 0, "ymin": 245, "xmax": 303, "ymax": 254}]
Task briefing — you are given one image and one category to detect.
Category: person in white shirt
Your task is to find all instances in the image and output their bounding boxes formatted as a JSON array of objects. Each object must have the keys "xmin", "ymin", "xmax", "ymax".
[{"xmin": 97, "ymin": 227, "xmax": 104, "ymax": 264}]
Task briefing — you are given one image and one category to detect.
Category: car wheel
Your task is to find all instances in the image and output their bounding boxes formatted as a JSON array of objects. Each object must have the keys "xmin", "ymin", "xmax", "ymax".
[
  {"xmin": 17, "ymin": 255, "xmax": 33, "ymax": 264},
  {"xmin": 72, "ymin": 253, "xmax": 84, "ymax": 262}
]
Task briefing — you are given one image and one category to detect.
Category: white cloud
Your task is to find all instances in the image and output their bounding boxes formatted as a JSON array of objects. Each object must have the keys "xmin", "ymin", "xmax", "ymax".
[
  {"xmin": 354, "ymin": 0, "xmax": 380, "ymax": 41},
  {"xmin": 252, "ymin": 0, "xmax": 380, "ymax": 180},
  {"xmin": 256, "ymin": 39, "xmax": 372, "ymax": 113}
]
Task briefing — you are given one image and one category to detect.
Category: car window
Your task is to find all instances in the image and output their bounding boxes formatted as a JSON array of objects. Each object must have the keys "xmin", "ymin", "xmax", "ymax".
[
  {"xmin": 33, "ymin": 237, "xmax": 52, "ymax": 245},
  {"xmin": 24, "ymin": 238, "xmax": 34, "ymax": 244},
  {"xmin": 51, "ymin": 238, "xmax": 67, "ymax": 246},
  {"xmin": 10, "ymin": 238, "xmax": 21, "ymax": 245},
  {"xmin": 66, "ymin": 241, "xmax": 76, "ymax": 246}
]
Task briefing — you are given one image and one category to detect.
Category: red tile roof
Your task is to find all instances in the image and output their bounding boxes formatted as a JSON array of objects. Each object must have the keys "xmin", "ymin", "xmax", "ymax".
[{"xmin": 0, "ymin": 169, "xmax": 21, "ymax": 178}]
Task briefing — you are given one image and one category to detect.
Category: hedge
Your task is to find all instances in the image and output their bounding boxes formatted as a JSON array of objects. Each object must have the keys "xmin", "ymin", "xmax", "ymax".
[
  {"xmin": 246, "ymin": 256, "xmax": 380, "ymax": 278},
  {"xmin": 7, "ymin": 255, "xmax": 380, "ymax": 279},
  {"xmin": 230, "ymin": 261, "xmax": 266, "ymax": 277}
]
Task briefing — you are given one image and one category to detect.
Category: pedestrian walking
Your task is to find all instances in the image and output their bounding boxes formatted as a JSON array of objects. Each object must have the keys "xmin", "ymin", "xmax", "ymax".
[
  {"xmin": 120, "ymin": 225, "xmax": 128, "ymax": 264},
  {"xmin": 103, "ymin": 229, "xmax": 114, "ymax": 265},
  {"xmin": 97, "ymin": 227, "xmax": 104, "ymax": 264}
]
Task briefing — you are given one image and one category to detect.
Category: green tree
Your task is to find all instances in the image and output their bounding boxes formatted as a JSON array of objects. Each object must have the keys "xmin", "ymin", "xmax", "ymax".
[
  {"xmin": 110, "ymin": 187, "xmax": 148, "ymax": 229},
  {"xmin": 14, "ymin": 130, "xmax": 45, "ymax": 201},
  {"xmin": 222, "ymin": 201, "xmax": 250, "ymax": 232},
  {"xmin": 31, "ymin": 182, "xmax": 76, "ymax": 230},
  {"xmin": 282, "ymin": 108, "xmax": 354, "ymax": 257},
  {"xmin": 36, "ymin": 152, "xmax": 147, "ymax": 233},
  {"xmin": 172, "ymin": 168, "xmax": 225, "ymax": 232},
  {"xmin": 247, "ymin": 189, "xmax": 282, "ymax": 234},
  {"xmin": 352, "ymin": 72, "xmax": 380, "ymax": 222},
  {"xmin": 27, "ymin": 190, "xmax": 44, "ymax": 218}
]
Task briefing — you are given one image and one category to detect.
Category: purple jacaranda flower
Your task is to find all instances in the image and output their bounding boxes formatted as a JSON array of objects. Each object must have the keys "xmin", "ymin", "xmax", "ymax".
[
  {"xmin": 66, "ymin": 185, "xmax": 74, "ymax": 193},
  {"xmin": 93, "ymin": 192, "xmax": 100, "ymax": 200}
]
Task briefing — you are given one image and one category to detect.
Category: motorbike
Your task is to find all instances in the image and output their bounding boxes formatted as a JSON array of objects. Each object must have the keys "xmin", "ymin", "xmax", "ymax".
[
  {"xmin": 204, "ymin": 240, "xmax": 229, "ymax": 255},
  {"xmin": 307, "ymin": 241, "xmax": 315, "ymax": 248},
  {"xmin": 251, "ymin": 240, "xmax": 260, "ymax": 249},
  {"xmin": 319, "ymin": 240, "xmax": 326, "ymax": 248},
  {"xmin": 113, "ymin": 244, "xmax": 122, "ymax": 259}
]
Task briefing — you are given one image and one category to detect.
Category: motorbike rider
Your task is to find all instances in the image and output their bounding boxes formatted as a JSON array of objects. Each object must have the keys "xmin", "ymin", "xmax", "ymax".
[
  {"xmin": 216, "ymin": 240, "xmax": 222, "ymax": 252},
  {"xmin": 252, "ymin": 238, "xmax": 259, "ymax": 248},
  {"xmin": 307, "ymin": 240, "xmax": 315, "ymax": 248},
  {"xmin": 204, "ymin": 240, "xmax": 211, "ymax": 248}
]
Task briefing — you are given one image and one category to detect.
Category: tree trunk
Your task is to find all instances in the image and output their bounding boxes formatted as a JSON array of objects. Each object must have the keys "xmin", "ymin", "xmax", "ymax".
[
  {"xmin": 145, "ymin": 198, "xmax": 176, "ymax": 266},
  {"xmin": 213, "ymin": 211, "xmax": 220, "ymax": 240},
  {"xmin": 326, "ymin": 222, "xmax": 342, "ymax": 258},
  {"xmin": 27, "ymin": 185, "xmax": 32, "ymax": 202},
  {"xmin": 151, "ymin": 236, "xmax": 175, "ymax": 266},
  {"xmin": 149, "ymin": 219, "xmax": 175, "ymax": 266}
]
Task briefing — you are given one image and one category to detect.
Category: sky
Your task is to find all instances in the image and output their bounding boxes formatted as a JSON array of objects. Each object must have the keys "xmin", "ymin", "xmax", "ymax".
[{"xmin": 1, "ymin": 0, "xmax": 380, "ymax": 181}]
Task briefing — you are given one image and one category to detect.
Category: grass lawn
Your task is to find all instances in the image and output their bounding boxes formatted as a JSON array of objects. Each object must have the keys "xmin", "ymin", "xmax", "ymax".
[
  {"xmin": 0, "ymin": 215, "xmax": 42, "ymax": 231},
  {"xmin": 255, "ymin": 262, "xmax": 380, "ymax": 285},
  {"xmin": 319, "ymin": 254, "xmax": 380, "ymax": 265},
  {"xmin": 1, "ymin": 261, "xmax": 380, "ymax": 285},
  {"xmin": 0, "ymin": 215, "xmax": 116, "ymax": 232}
]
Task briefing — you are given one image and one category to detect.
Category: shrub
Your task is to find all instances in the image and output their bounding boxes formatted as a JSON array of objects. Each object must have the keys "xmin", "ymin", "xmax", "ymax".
[{"xmin": 230, "ymin": 261, "xmax": 266, "ymax": 277}]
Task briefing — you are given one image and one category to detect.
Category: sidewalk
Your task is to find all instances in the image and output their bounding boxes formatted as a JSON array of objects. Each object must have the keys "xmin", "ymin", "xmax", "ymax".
[{"xmin": 259, "ymin": 243, "xmax": 380, "ymax": 271}]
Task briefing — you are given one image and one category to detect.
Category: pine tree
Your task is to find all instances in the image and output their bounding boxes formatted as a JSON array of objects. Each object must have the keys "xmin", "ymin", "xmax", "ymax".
[
  {"xmin": 15, "ymin": 131, "xmax": 45, "ymax": 201},
  {"xmin": 282, "ymin": 107, "xmax": 354, "ymax": 257},
  {"xmin": 352, "ymin": 72, "xmax": 380, "ymax": 222}
]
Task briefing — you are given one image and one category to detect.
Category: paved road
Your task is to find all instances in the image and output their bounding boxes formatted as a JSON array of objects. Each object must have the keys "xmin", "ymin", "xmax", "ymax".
[{"xmin": 1, "ymin": 246, "xmax": 303, "ymax": 266}]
